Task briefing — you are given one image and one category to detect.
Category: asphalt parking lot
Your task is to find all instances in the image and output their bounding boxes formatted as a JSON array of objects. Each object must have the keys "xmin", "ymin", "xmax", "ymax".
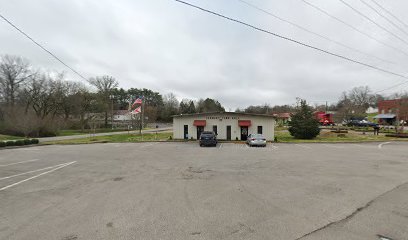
[{"xmin": 1, "ymin": 142, "xmax": 408, "ymax": 240}]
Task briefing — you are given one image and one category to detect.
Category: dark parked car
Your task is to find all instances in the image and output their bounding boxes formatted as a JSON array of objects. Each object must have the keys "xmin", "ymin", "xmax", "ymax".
[
  {"xmin": 199, "ymin": 131, "xmax": 217, "ymax": 147},
  {"xmin": 347, "ymin": 120, "xmax": 378, "ymax": 127}
]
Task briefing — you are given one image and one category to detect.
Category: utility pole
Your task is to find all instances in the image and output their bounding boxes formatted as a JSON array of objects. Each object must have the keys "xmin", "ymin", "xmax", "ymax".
[
  {"xmin": 139, "ymin": 96, "xmax": 144, "ymax": 137},
  {"xmin": 129, "ymin": 95, "xmax": 134, "ymax": 132},
  {"xmin": 110, "ymin": 95, "xmax": 114, "ymax": 130}
]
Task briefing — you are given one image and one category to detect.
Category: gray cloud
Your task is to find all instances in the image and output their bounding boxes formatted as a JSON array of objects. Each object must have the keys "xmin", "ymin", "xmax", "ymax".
[{"xmin": 1, "ymin": 0, "xmax": 408, "ymax": 109}]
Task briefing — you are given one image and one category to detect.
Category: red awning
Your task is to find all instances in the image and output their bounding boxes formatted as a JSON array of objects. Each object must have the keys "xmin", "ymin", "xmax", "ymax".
[
  {"xmin": 238, "ymin": 120, "xmax": 251, "ymax": 127},
  {"xmin": 193, "ymin": 120, "xmax": 206, "ymax": 126}
]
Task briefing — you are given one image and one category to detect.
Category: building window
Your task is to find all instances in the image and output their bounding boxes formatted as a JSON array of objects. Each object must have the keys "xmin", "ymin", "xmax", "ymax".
[
  {"xmin": 257, "ymin": 126, "xmax": 263, "ymax": 134},
  {"xmin": 184, "ymin": 125, "xmax": 188, "ymax": 140},
  {"xmin": 213, "ymin": 125, "xmax": 218, "ymax": 135}
]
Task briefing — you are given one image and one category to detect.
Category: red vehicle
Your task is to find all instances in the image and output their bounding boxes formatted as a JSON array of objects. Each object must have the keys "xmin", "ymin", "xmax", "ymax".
[{"xmin": 315, "ymin": 111, "xmax": 334, "ymax": 126}]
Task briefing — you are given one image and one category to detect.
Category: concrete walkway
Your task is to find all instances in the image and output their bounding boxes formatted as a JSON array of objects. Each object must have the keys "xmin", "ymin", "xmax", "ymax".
[{"xmin": 38, "ymin": 127, "xmax": 173, "ymax": 142}]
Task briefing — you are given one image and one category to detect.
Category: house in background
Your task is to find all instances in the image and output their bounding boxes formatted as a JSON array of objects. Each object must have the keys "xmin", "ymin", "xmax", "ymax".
[
  {"xmin": 113, "ymin": 110, "xmax": 132, "ymax": 121},
  {"xmin": 366, "ymin": 107, "xmax": 378, "ymax": 114},
  {"xmin": 374, "ymin": 99, "xmax": 408, "ymax": 125},
  {"xmin": 272, "ymin": 112, "xmax": 291, "ymax": 125}
]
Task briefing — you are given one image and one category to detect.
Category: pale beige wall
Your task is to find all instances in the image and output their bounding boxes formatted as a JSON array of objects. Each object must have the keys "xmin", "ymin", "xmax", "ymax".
[{"xmin": 173, "ymin": 113, "xmax": 275, "ymax": 141}]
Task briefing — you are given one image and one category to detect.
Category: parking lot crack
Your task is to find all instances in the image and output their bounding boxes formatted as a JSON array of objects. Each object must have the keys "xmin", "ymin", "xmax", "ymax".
[{"xmin": 294, "ymin": 180, "xmax": 408, "ymax": 240}]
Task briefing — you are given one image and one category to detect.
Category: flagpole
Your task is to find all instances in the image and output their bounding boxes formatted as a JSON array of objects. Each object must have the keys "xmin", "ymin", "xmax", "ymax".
[
  {"xmin": 128, "ymin": 97, "xmax": 132, "ymax": 134},
  {"xmin": 141, "ymin": 97, "xmax": 144, "ymax": 140}
]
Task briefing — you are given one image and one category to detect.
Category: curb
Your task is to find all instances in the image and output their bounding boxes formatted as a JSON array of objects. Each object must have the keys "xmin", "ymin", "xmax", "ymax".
[
  {"xmin": 0, "ymin": 144, "xmax": 41, "ymax": 150},
  {"xmin": 38, "ymin": 139, "xmax": 408, "ymax": 146}
]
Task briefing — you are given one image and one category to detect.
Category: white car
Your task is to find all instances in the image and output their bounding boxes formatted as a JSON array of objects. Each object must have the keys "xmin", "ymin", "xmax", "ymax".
[{"xmin": 246, "ymin": 134, "xmax": 267, "ymax": 147}]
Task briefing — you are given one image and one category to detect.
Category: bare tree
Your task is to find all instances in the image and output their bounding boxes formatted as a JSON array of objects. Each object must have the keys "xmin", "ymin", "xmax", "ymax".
[
  {"xmin": 22, "ymin": 73, "xmax": 67, "ymax": 119},
  {"xmin": 53, "ymin": 79, "xmax": 88, "ymax": 120},
  {"xmin": 0, "ymin": 55, "xmax": 34, "ymax": 106},
  {"xmin": 335, "ymin": 86, "xmax": 374, "ymax": 122},
  {"xmin": 88, "ymin": 75, "xmax": 119, "ymax": 127},
  {"xmin": 161, "ymin": 93, "xmax": 179, "ymax": 121},
  {"xmin": 348, "ymin": 86, "xmax": 372, "ymax": 114}
]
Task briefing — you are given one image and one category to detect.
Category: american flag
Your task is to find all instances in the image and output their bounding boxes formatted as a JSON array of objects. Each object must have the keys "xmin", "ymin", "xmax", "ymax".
[
  {"xmin": 131, "ymin": 97, "xmax": 143, "ymax": 108},
  {"xmin": 131, "ymin": 106, "xmax": 141, "ymax": 114}
]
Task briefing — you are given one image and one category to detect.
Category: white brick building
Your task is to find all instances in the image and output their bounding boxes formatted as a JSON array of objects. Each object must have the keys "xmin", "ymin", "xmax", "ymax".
[{"xmin": 173, "ymin": 112, "xmax": 275, "ymax": 141}]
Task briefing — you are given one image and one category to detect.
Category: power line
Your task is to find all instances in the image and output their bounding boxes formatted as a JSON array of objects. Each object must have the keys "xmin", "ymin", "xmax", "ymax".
[
  {"xmin": 359, "ymin": 0, "xmax": 408, "ymax": 37},
  {"xmin": 236, "ymin": 0, "xmax": 395, "ymax": 65},
  {"xmin": 338, "ymin": 0, "xmax": 408, "ymax": 47},
  {"xmin": 300, "ymin": 0, "xmax": 408, "ymax": 58},
  {"xmin": 172, "ymin": 0, "xmax": 408, "ymax": 93},
  {"xmin": 0, "ymin": 12, "xmax": 89, "ymax": 82},
  {"xmin": 375, "ymin": 80, "xmax": 408, "ymax": 93},
  {"xmin": 370, "ymin": 0, "xmax": 408, "ymax": 30}
]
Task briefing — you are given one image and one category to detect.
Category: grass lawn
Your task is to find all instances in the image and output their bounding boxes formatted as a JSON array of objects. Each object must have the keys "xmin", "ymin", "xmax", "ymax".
[
  {"xmin": 0, "ymin": 134, "xmax": 24, "ymax": 141},
  {"xmin": 367, "ymin": 113, "xmax": 378, "ymax": 123},
  {"xmin": 275, "ymin": 130, "xmax": 408, "ymax": 143},
  {"xmin": 58, "ymin": 128, "xmax": 133, "ymax": 136},
  {"xmin": 44, "ymin": 132, "xmax": 173, "ymax": 145}
]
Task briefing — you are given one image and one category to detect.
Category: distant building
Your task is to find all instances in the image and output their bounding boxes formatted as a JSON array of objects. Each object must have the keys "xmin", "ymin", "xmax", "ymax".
[
  {"xmin": 272, "ymin": 112, "xmax": 291, "ymax": 125},
  {"xmin": 366, "ymin": 107, "xmax": 378, "ymax": 114},
  {"xmin": 173, "ymin": 112, "xmax": 275, "ymax": 141},
  {"xmin": 374, "ymin": 99, "xmax": 408, "ymax": 125},
  {"xmin": 113, "ymin": 110, "xmax": 132, "ymax": 121}
]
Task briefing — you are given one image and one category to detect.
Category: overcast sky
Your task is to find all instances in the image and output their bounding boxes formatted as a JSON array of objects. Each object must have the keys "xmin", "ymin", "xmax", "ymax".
[{"xmin": 1, "ymin": 0, "xmax": 408, "ymax": 109}]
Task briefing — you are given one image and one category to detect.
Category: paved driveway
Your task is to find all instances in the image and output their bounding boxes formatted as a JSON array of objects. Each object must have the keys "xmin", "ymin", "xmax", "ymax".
[{"xmin": 1, "ymin": 142, "xmax": 407, "ymax": 240}]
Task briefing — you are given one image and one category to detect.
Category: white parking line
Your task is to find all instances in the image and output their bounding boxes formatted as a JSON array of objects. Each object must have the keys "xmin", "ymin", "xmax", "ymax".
[
  {"xmin": 0, "ymin": 162, "xmax": 72, "ymax": 181},
  {"xmin": 0, "ymin": 159, "xmax": 40, "ymax": 167},
  {"xmin": 378, "ymin": 142, "xmax": 391, "ymax": 149},
  {"xmin": 0, "ymin": 161, "xmax": 76, "ymax": 192},
  {"xmin": 218, "ymin": 143, "xmax": 223, "ymax": 149}
]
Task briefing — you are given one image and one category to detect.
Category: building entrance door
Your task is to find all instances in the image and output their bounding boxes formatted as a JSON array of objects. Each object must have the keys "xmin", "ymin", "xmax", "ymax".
[
  {"xmin": 240, "ymin": 127, "xmax": 248, "ymax": 141},
  {"xmin": 197, "ymin": 126, "xmax": 204, "ymax": 139},
  {"xmin": 226, "ymin": 125, "xmax": 231, "ymax": 140},
  {"xmin": 184, "ymin": 125, "xmax": 188, "ymax": 139}
]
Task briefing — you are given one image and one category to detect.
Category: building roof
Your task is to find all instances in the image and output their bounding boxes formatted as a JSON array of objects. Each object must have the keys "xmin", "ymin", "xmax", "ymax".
[
  {"xmin": 173, "ymin": 111, "xmax": 275, "ymax": 118},
  {"xmin": 373, "ymin": 114, "xmax": 396, "ymax": 119}
]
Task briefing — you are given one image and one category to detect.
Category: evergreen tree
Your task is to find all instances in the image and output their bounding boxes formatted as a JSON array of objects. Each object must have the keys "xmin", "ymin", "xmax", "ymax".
[{"xmin": 288, "ymin": 99, "xmax": 320, "ymax": 139}]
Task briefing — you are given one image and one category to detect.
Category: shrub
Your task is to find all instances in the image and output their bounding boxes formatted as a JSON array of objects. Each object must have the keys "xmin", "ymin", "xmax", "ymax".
[
  {"xmin": 0, "ymin": 141, "xmax": 5, "ymax": 147},
  {"xmin": 24, "ymin": 139, "xmax": 32, "ymax": 145},
  {"xmin": 31, "ymin": 139, "xmax": 40, "ymax": 144},
  {"xmin": 15, "ymin": 140, "xmax": 25, "ymax": 146},
  {"xmin": 288, "ymin": 99, "xmax": 321, "ymax": 139},
  {"xmin": 5, "ymin": 141, "xmax": 15, "ymax": 146},
  {"xmin": 38, "ymin": 128, "xmax": 57, "ymax": 137}
]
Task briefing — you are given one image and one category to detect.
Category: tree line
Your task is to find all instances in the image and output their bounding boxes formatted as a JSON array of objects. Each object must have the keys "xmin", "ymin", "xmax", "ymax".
[
  {"xmin": 240, "ymin": 85, "xmax": 407, "ymax": 123},
  {"xmin": 0, "ymin": 55, "xmax": 225, "ymax": 137},
  {"xmin": 2, "ymin": 54, "xmax": 406, "ymax": 137}
]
